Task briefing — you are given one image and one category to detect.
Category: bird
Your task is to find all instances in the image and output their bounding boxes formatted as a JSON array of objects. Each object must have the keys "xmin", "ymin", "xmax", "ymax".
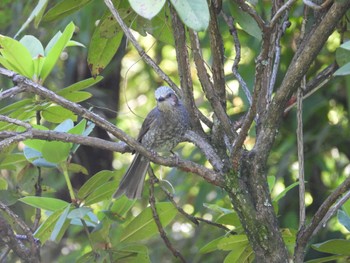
[{"xmin": 113, "ymin": 86, "xmax": 190, "ymax": 199}]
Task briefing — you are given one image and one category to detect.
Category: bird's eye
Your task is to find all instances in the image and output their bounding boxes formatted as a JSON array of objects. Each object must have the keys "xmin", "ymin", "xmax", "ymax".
[{"xmin": 166, "ymin": 93, "xmax": 172, "ymax": 98}]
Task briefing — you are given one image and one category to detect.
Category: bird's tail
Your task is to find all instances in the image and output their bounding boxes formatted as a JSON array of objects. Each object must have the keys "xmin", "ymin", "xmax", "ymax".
[{"xmin": 113, "ymin": 153, "xmax": 149, "ymax": 199}]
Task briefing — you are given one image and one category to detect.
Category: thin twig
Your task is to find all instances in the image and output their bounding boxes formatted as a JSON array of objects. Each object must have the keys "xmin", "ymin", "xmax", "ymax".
[
  {"xmin": 148, "ymin": 168, "xmax": 187, "ymax": 263},
  {"xmin": 270, "ymin": 0, "xmax": 297, "ymax": 27},
  {"xmin": 221, "ymin": 12, "xmax": 252, "ymax": 105},
  {"xmin": 150, "ymin": 172, "xmax": 230, "ymax": 232},
  {"xmin": 0, "ymin": 86, "xmax": 26, "ymax": 100},
  {"xmin": 313, "ymin": 190, "xmax": 350, "ymax": 235},
  {"xmin": 297, "ymin": 78, "xmax": 306, "ymax": 231}
]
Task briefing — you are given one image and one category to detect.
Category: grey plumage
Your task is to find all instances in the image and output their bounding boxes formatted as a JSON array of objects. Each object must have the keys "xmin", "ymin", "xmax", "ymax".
[{"xmin": 114, "ymin": 86, "xmax": 190, "ymax": 199}]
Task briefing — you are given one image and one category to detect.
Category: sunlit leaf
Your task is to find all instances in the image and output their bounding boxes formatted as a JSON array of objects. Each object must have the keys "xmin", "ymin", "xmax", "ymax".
[
  {"xmin": 41, "ymin": 141, "xmax": 72, "ymax": 163},
  {"xmin": 20, "ymin": 196, "xmax": 69, "ymax": 211},
  {"xmin": 312, "ymin": 239, "xmax": 350, "ymax": 255},
  {"xmin": 77, "ymin": 170, "xmax": 117, "ymax": 199},
  {"xmin": 129, "ymin": 0, "xmax": 166, "ymax": 20},
  {"xmin": 40, "ymin": 22, "xmax": 75, "ymax": 82},
  {"xmin": 169, "ymin": 0, "xmax": 209, "ymax": 31},
  {"xmin": 0, "ymin": 35, "xmax": 34, "ymax": 78},
  {"xmin": 120, "ymin": 202, "xmax": 177, "ymax": 243}
]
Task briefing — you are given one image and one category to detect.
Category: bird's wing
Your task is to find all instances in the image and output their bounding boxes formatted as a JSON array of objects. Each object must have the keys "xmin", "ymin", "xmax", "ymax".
[{"xmin": 137, "ymin": 107, "xmax": 159, "ymax": 142}]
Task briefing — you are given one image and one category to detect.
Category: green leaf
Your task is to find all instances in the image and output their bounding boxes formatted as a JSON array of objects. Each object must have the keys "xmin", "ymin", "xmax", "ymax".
[
  {"xmin": 40, "ymin": 22, "xmax": 75, "ymax": 82},
  {"xmin": 68, "ymin": 119, "xmax": 86, "ymax": 135},
  {"xmin": 273, "ymin": 181, "xmax": 299, "ymax": 202},
  {"xmin": 216, "ymin": 212, "xmax": 242, "ymax": 229},
  {"xmin": 87, "ymin": 13, "xmax": 124, "ymax": 77},
  {"xmin": 14, "ymin": 0, "xmax": 49, "ymax": 38},
  {"xmin": 338, "ymin": 210, "xmax": 350, "ymax": 232},
  {"xmin": 224, "ymin": 245, "xmax": 254, "ymax": 263},
  {"xmin": 57, "ymin": 76, "xmax": 103, "ymax": 95},
  {"xmin": 217, "ymin": 235, "xmax": 249, "ymax": 251},
  {"xmin": 54, "ymin": 119, "xmax": 74, "ymax": 132},
  {"xmin": 108, "ymin": 197, "xmax": 136, "ymax": 220},
  {"xmin": 23, "ymin": 146, "xmax": 57, "ymax": 168},
  {"xmin": 51, "ymin": 204, "xmax": 71, "ymax": 241},
  {"xmin": 305, "ymin": 255, "xmax": 348, "ymax": 263},
  {"xmin": 334, "ymin": 62, "xmax": 350, "ymax": 76},
  {"xmin": 43, "ymin": 0, "xmax": 94, "ymax": 22},
  {"xmin": 0, "ymin": 153, "xmax": 27, "ymax": 170},
  {"xmin": 41, "ymin": 105, "xmax": 77, "ymax": 123},
  {"xmin": 120, "ymin": 202, "xmax": 177, "ymax": 243},
  {"xmin": 129, "ymin": 0, "xmax": 166, "ymax": 20},
  {"xmin": 169, "ymin": 0, "xmax": 209, "ymax": 31},
  {"xmin": 335, "ymin": 46, "xmax": 350, "ymax": 67},
  {"xmin": 84, "ymin": 180, "xmax": 119, "ymax": 205},
  {"xmin": 340, "ymin": 40, "xmax": 350, "ymax": 51},
  {"xmin": 200, "ymin": 236, "xmax": 225, "ymax": 254},
  {"xmin": 34, "ymin": 207, "xmax": 67, "ymax": 243},
  {"xmin": 20, "ymin": 35, "xmax": 44, "ymax": 58},
  {"xmin": 19, "ymin": 196, "xmax": 69, "ymax": 211},
  {"xmin": 228, "ymin": 1, "xmax": 262, "ymax": 40},
  {"xmin": 0, "ymin": 35, "xmax": 34, "ymax": 78},
  {"xmin": 61, "ymin": 91, "xmax": 92, "ymax": 103},
  {"xmin": 0, "ymin": 177, "xmax": 8, "ymax": 190},
  {"xmin": 267, "ymin": 176, "xmax": 276, "ymax": 192},
  {"xmin": 41, "ymin": 141, "xmax": 72, "ymax": 163},
  {"xmin": 111, "ymin": 244, "xmax": 151, "ymax": 263},
  {"xmin": 68, "ymin": 207, "xmax": 91, "ymax": 219},
  {"xmin": 78, "ymin": 170, "xmax": 117, "ymax": 199},
  {"xmin": 312, "ymin": 239, "xmax": 350, "ymax": 255}
]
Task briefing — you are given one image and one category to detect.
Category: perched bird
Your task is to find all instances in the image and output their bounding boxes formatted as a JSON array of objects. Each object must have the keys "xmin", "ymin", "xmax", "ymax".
[{"xmin": 114, "ymin": 86, "xmax": 190, "ymax": 199}]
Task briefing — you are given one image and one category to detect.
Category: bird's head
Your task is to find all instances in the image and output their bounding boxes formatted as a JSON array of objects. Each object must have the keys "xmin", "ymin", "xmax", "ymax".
[{"xmin": 155, "ymin": 86, "xmax": 179, "ymax": 112}]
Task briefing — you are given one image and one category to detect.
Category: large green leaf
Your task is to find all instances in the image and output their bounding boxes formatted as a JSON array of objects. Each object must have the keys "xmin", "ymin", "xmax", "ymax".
[
  {"xmin": 169, "ymin": 0, "xmax": 209, "ymax": 31},
  {"xmin": 312, "ymin": 239, "xmax": 350, "ymax": 255},
  {"xmin": 0, "ymin": 35, "xmax": 34, "ymax": 78},
  {"xmin": 77, "ymin": 170, "xmax": 117, "ymax": 199},
  {"xmin": 43, "ymin": 0, "xmax": 94, "ymax": 22},
  {"xmin": 57, "ymin": 76, "xmax": 103, "ymax": 95},
  {"xmin": 228, "ymin": 1, "xmax": 262, "ymax": 40},
  {"xmin": 51, "ymin": 204, "xmax": 71, "ymax": 242},
  {"xmin": 84, "ymin": 180, "xmax": 119, "ymax": 205},
  {"xmin": 87, "ymin": 13, "xmax": 124, "ymax": 77},
  {"xmin": 129, "ymin": 0, "xmax": 165, "ymax": 20},
  {"xmin": 41, "ymin": 141, "xmax": 72, "ymax": 163},
  {"xmin": 34, "ymin": 207, "xmax": 68, "ymax": 243},
  {"xmin": 41, "ymin": 105, "xmax": 77, "ymax": 123},
  {"xmin": 40, "ymin": 22, "xmax": 75, "ymax": 82},
  {"xmin": 19, "ymin": 196, "xmax": 69, "ymax": 211},
  {"xmin": 120, "ymin": 202, "xmax": 177, "ymax": 243}
]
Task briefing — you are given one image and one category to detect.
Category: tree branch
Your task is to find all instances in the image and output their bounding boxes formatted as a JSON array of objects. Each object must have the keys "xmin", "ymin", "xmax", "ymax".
[
  {"xmin": 148, "ymin": 168, "xmax": 187, "ymax": 263},
  {"xmin": 0, "ymin": 202, "xmax": 40, "ymax": 262},
  {"xmin": 294, "ymin": 176, "xmax": 350, "ymax": 262}
]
